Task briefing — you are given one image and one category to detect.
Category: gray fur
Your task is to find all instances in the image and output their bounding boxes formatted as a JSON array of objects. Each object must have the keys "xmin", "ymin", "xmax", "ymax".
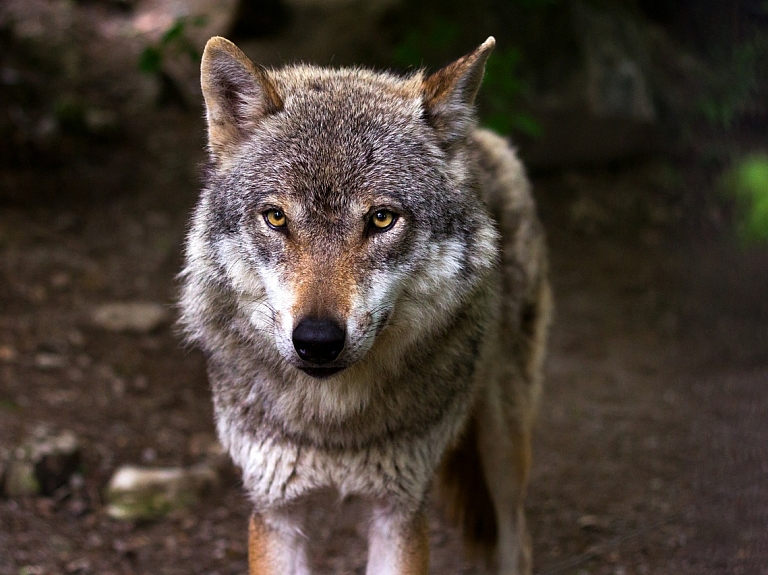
[{"xmin": 179, "ymin": 36, "xmax": 550, "ymax": 575}]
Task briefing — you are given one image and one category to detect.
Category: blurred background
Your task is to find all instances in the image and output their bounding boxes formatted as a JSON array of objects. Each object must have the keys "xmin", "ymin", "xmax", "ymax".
[{"xmin": 1, "ymin": 1, "xmax": 767, "ymax": 574}]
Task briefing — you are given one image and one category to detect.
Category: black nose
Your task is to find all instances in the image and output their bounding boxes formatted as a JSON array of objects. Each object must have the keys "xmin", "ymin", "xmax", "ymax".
[{"xmin": 292, "ymin": 318, "xmax": 346, "ymax": 364}]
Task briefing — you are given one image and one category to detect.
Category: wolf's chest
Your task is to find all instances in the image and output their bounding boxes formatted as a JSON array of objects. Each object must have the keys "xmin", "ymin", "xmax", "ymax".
[{"xmin": 217, "ymin": 412, "xmax": 464, "ymax": 510}]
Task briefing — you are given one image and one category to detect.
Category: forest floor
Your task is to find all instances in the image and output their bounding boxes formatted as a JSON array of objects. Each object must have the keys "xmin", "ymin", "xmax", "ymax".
[{"xmin": 1, "ymin": 2, "xmax": 768, "ymax": 574}]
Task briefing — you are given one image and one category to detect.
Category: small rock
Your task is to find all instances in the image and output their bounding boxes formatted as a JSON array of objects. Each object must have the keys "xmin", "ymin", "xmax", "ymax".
[
  {"xmin": 91, "ymin": 302, "xmax": 169, "ymax": 333},
  {"xmin": 64, "ymin": 557, "xmax": 91, "ymax": 574},
  {"xmin": 3, "ymin": 427, "xmax": 81, "ymax": 497},
  {"xmin": 84, "ymin": 108, "xmax": 120, "ymax": 137},
  {"xmin": 34, "ymin": 352, "xmax": 68, "ymax": 370},
  {"xmin": 4, "ymin": 460, "xmax": 39, "ymax": 497},
  {"xmin": 576, "ymin": 514, "xmax": 600, "ymax": 529},
  {"xmin": 106, "ymin": 464, "xmax": 218, "ymax": 520}
]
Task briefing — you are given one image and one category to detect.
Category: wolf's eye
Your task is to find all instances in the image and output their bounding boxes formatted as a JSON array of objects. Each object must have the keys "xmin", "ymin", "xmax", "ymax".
[
  {"xmin": 264, "ymin": 209, "xmax": 287, "ymax": 229},
  {"xmin": 370, "ymin": 210, "xmax": 397, "ymax": 232}
]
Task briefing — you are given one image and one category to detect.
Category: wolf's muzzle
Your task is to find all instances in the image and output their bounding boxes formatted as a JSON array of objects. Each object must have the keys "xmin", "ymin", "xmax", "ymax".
[{"xmin": 292, "ymin": 317, "xmax": 346, "ymax": 364}]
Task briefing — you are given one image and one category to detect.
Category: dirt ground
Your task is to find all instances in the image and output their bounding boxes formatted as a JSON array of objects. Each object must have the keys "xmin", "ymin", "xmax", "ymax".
[{"xmin": 1, "ymin": 2, "xmax": 768, "ymax": 574}]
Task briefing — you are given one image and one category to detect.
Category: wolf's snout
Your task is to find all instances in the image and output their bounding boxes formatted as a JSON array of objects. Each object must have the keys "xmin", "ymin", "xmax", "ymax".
[{"xmin": 292, "ymin": 318, "xmax": 346, "ymax": 364}]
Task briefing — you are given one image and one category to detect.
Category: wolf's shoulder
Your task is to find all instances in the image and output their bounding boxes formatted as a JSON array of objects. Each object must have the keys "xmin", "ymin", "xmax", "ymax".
[
  {"xmin": 470, "ymin": 128, "xmax": 536, "ymax": 217},
  {"xmin": 470, "ymin": 128, "xmax": 547, "ymax": 304}
]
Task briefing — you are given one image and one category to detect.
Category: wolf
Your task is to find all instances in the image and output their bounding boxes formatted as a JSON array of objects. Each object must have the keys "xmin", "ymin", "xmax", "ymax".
[{"xmin": 179, "ymin": 35, "xmax": 551, "ymax": 575}]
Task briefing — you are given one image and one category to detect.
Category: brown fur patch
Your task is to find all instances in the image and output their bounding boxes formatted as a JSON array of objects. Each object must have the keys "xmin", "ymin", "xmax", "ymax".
[
  {"xmin": 201, "ymin": 37, "xmax": 283, "ymax": 160},
  {"xmin": 401, "ymin": 510, "xmax": 430, "ymax": 575},
  {"xmin": 421, "ymin": 37, "xmax": 495, "ymax": 110},
  {"xmin": 248, "ymin": 514, "xmax": 276, "ymax": 575},
  {"xmin": 509, "ymin": 426, "xmax": 532, "ymax": 500},
  {"xmin": 420, "ymin": 37, "xmax": 495, "ymax": 145},
  {"xmin": 289, "ymin": 250, "xmax": 356, "ymax": 323},
  {"xmin": 436, "ymin": 413, "xmax": 498, "ymax": 560}
]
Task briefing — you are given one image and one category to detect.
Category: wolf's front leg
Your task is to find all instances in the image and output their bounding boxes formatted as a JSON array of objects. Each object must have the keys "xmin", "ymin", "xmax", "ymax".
[
  {"xmin": 366, "ymin": 504, "xmax": 429, "ymax": 575},
  {"xmin": 248, "ymin": 512, "xmax": 310, "ymax": 575}
]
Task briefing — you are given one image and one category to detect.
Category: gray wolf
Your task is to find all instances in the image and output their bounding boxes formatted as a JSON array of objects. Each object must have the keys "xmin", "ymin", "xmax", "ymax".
[{"xmin": 179, "ymin": 35, "xmax": 551, "ymax": 575}]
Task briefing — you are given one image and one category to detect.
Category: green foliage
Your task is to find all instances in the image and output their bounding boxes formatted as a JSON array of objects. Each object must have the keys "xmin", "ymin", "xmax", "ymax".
[
  {"xmin": 720, "ymin": 154, "xmax": 768, "ymax": 245},
  {"xmin": 391, "ymin": 16, "xmax": 460, "ymax": 69},
  {"xmin": 138, "ymin": 15, "xmax": 207, "ymax": 75},
  {"xmin": 696, "ymin": 32, "xmax": 768, "ymax": 129},
  {"xmin": 391, "ymin": 15, "xmax": 542, "ymax": 138},
  {"xmin": 482, "ymin": 47, "xmax": 542, "ymax": 138}
]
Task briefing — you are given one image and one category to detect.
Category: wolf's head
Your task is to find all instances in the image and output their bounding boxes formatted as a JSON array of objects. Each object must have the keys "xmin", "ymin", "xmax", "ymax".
[{"xmin": 182, "ymin": 37, "xmax": 499, "ymax": 381}]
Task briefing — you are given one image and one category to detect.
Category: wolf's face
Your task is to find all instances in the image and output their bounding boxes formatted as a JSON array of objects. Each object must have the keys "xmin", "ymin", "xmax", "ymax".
[{"xmin": 188, "ymin": 38, "xmax": 498, "ymax": 380}]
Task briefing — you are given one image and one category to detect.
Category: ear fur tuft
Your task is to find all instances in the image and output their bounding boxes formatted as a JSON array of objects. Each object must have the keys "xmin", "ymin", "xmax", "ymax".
[
  {"xmin": 421, "ymin": 37, "xmax": 495, "ymax": 145},
  {"xmin": 200, "ymin": 36, "xmax": 283, "ymax": 162}
]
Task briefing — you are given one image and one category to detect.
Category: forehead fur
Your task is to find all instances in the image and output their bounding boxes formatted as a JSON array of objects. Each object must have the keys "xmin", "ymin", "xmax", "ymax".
[
  {"xmin": 262, "ymin": 65, "xmax": 430, "ymax": 150},
  {"xmin": 201, "ymin": 36, "xmax": 493, "ymax": 169},
  {"xmin": 228, "ymin": 66, "xmax": 446, "ymax": 213},
  {"xmin": 270, "ymin": 65, "xmax": 426, "ymax": 109}
]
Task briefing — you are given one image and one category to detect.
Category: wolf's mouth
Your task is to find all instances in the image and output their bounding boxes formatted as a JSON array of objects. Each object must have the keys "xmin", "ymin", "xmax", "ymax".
[{"xmin": 299, "ymin": 366, "xmax": 345, "ymax": 379}]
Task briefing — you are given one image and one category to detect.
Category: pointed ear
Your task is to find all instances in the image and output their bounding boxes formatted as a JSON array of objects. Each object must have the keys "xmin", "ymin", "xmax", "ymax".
[
  {"xmin": 200, "ymin": 36, "xmax": 283, "ymax": 162},
  {"xmin": 421, "ymin": 37, "xmax": 495, "ymax": 145}
]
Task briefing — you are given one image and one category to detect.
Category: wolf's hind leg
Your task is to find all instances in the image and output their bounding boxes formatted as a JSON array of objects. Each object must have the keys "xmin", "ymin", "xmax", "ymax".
[
  {"xmin": 476, "ymin": 409, "xmax": 533, "ymax": 575},
  {"xmin": 436, "ymin": 409, "xmax": 531, "ymax": 575}
]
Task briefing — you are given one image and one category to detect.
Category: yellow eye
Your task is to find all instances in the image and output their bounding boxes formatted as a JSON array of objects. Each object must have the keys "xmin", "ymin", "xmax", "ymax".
[
  {"xmin": 264, "ymin": 208, "xmax": 287, "ymax": 229},
  {"xmin": 371, "ymin": 210, "xmax": 396, "ymax": 231}
]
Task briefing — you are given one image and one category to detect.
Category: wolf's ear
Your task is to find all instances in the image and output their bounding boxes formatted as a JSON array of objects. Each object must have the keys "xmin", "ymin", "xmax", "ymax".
[
  {"xmin": 200, "ymin": 36, "xmax": 283, "ymax": 162},
  {"xmin": 421, "ymin": 37, "xmax": 495, "ymax": 145}
]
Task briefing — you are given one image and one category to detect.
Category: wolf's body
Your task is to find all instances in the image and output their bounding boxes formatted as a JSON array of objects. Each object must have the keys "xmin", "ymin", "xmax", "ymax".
[{"xmin": 179, "ymin": 36, "xmax": 551, "ymax": 575}]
